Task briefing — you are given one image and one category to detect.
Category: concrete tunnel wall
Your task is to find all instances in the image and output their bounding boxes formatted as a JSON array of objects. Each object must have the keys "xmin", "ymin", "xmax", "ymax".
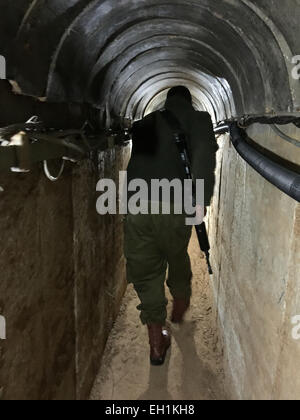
[
  {"xmin": 0, "ymin": 0, "xmax": 299, "ymax": 399},
  {"xmin": 209, "ymin": 123, "xmax": 300, "ymax": 399},
  {"xmin": 0, "ymin": 135, "xmax": 130, "ymax": 400},
  {"xmin": 0, "ymin": 83, "xmax": 131, "ymax": 400}
]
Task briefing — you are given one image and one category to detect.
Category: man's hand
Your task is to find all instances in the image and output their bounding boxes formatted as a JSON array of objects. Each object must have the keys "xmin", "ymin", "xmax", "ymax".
[{"xmin": 194, "ymin": 205, "xmax": 207, "ymax": 225}]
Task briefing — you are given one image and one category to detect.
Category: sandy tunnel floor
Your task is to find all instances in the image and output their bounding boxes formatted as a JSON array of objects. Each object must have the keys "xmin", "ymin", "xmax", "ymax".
[{"xmin": 90, "ymin": 232, "xmax": 226, "ymax": 400}]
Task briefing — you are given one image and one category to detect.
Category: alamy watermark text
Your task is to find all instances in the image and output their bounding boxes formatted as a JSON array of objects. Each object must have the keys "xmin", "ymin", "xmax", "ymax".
[
  {"xmin": 96, "ymin": 171, "xmax": 205, "ymax": 225},
  {"xmin": 0, "ymin": 315, "xmax": 6, "ymax": 340},
  {"xmin": 292, "ymin": 315, "xmax": 300, "ymax": 340},
  {"xmin": 0, "ymin": 55, "xmax": 6, "ymax": 79},
  {"xmin": 292, "ymin": 55, "xmax": 300, "ymax": 80}
]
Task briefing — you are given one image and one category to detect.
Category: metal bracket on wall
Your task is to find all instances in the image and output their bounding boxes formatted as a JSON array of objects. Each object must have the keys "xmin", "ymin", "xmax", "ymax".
[
  {"xmin": 43, "ymin": 159, "xmax": 66, "ymax": 182},
  {"xmin": 9, "ymin": 131, "xmax": 31, "ymax": 173},
  {"xmin": 0, "ymin": 117, "xmax": 88, "ymax": 174},
  {"xmin": 0, "ymin": 116, "xmax": 131, "ymax": 176}
]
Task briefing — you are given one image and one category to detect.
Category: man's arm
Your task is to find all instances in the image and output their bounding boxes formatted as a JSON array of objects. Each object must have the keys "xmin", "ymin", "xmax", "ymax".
[
  {"xmin": 131, "ymin": 112, "xmax": 157, "ymax": 154},
  {"xmin": 188, "ymin": 112, "xmax": 219, "ymax": 207}
]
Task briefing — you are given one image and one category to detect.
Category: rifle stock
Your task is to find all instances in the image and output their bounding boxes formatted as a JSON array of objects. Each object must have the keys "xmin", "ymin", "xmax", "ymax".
[{"xmin": 195, "ymin": 222, "xmax": 213, "ymax": 275}]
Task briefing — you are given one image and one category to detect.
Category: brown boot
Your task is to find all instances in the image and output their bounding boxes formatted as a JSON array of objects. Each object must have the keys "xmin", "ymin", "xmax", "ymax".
[
  {"xmin": 171, "ymin": 298, "xmax": 190, "ymax": 324},
  {"xmin": 147, "ymin": 324, "xmax": 171, "ymax": 366}
]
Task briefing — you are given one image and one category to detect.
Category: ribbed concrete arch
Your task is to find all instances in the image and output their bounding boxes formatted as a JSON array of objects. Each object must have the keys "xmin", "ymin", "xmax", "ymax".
[
  {"xmin": 111, "ymin": 65, "xmax": 233, "ymax": 121},
  {"xmin": 110, "ymin": 63, "xmax": 233, "ymax": 111},
  {"xmin": 91, "ymin": 45, "xmax": 245, "ymax": 117},
  {"xmin": 122, "ymin": 74, "xmax": 219, "ymax": 120},
  {"xmin": 92, "ymin": 35, "xmax": 247, "ymax": 112},
  {"xmin": 86, "ymin": 19, "xmax": 252, "ymax": 102},
  {"xmin": 2, "ymin": 0, "xmax": 299, "ymax": 124}
]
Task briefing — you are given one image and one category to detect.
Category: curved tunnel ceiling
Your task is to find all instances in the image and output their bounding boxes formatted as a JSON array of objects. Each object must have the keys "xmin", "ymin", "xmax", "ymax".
[{"xmin": 2, "ymin": 0, "xmax": 300, "ymax": 123}]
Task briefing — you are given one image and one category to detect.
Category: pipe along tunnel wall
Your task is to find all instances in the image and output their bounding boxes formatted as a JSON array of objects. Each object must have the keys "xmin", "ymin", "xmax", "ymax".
[{"xmin": 0, "ymin": 0, "xmax": 300, "ymax": 399}]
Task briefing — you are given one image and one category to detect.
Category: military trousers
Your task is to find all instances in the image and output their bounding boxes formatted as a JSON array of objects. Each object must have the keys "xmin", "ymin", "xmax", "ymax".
[{"xmin": 124, "ymin": 207, "xmax": 193, "ymax": 325}]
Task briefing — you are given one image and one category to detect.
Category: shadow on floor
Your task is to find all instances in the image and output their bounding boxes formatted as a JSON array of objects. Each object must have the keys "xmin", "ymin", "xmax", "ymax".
[
  {"xmin": 138, "ymin": 321, "xmax": 225, "ymax": 401},
  {"xmin": 138, "ymin": 352, "xmax": 173, "ymax": 400}
]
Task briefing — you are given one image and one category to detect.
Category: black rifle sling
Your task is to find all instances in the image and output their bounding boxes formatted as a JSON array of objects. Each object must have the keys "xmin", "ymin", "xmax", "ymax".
[
  {"xmin": 161, "ymin": 110, "xmax": 213, "ymax": 275},
  {"xmin": 161, "ymin": 109, "xmax": 183, "ymax": 133},
  {"xmin": 161, "ymin": 110, "xmax": 194, "ymax": 184}
]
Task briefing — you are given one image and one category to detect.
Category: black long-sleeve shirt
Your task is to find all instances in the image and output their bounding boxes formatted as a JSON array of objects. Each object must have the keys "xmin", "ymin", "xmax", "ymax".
[{"xmin": 127, "ymin": 96, "xmax": 219, "ymax": 206}]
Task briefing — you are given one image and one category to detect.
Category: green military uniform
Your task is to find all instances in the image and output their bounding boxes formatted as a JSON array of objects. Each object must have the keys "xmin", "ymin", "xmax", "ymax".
[{"xmin": 124, "ymin": 95, "xmax": 218, "ymax": 325}]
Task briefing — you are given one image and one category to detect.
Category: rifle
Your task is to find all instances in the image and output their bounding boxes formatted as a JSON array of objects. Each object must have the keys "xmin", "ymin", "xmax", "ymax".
[{"xmin": 162, "ymin": 110, "xmax": 213, "ymax": 275}]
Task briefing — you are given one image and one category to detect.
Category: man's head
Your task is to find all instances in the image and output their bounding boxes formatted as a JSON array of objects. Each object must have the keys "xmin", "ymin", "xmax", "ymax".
[{"xmin": 166, "ymin": 86, "xmax": 192, "ymax": 104}]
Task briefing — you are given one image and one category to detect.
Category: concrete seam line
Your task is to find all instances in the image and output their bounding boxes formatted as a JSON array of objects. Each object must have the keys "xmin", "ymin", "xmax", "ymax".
[
  {"xmin": 46, "ymin": 0, "xmax": 101, "ymax": 98},
  {"xmin": 16, "ymin": 0, "xmax": 39, "ymax": 38},
  {"xmin": 241, "ymin": 0, "xmax": 299, "ymax": 110}
]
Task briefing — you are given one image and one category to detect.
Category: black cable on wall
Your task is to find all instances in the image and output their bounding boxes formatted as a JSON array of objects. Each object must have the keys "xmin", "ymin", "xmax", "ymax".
[{"xmin": 228, "ymin": 123, "xmax": 300, "ymax": 202}]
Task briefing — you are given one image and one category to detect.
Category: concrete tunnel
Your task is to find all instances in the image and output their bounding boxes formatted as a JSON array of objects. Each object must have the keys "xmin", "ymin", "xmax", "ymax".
[{"xmin": 0, "ymin": 0, "xmax": 299, "ymax": 400}]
